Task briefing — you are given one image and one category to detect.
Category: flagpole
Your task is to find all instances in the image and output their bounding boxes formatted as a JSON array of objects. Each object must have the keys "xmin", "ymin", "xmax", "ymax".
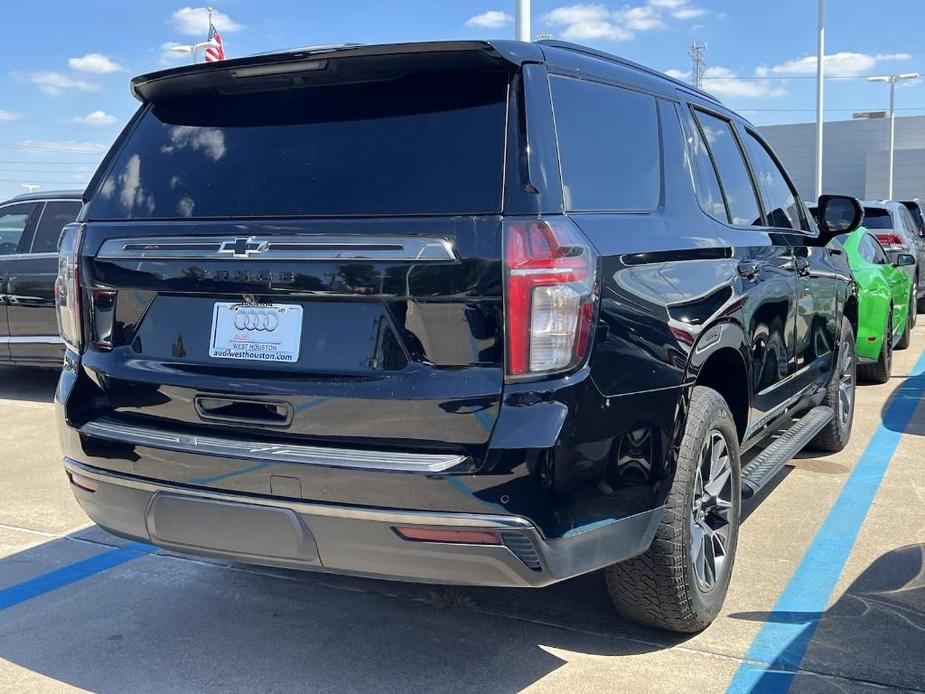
[{"xmin": 196, "ymin": 6, "xmax": 213, "ymax": 65}]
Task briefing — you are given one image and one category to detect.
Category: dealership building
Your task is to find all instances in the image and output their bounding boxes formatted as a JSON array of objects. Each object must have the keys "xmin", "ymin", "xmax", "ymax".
[{"xmin": 758, "ymin": 115, "xmax": 925, "ymax": 202}]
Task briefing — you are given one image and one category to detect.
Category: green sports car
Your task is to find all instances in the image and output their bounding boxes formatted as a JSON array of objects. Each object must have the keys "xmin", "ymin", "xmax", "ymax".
[{"xmin": 836, "ymin": 226, "xmax": 915, "ymax": 383}]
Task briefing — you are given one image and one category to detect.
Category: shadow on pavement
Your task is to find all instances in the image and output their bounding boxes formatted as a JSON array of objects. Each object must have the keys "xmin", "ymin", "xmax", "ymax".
[
  {"xmin": 0, "ymin": 367, "xmax": 59, "ymax": 404},
  {"xmin": 0, "ymin": 530, "xmax": 692, "ymax": 693},
  {"xmin": 881, "ymin": 371, "xmax": 925, "ymax": 437},
  {"xmin": 729, "ymin": 543, "xmax": 925, "ymax": 691}
]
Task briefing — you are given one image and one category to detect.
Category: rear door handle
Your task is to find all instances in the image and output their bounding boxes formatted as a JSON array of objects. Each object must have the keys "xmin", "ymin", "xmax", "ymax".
[{"xmin": 737, "ymin": 260, "xmax": 763, "ymax": 279}]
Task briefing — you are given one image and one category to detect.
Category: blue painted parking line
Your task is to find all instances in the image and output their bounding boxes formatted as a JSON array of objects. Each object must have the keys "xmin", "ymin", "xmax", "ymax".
[
  {"xmin": 727, "ymin": 347, "xmax": 925, "ymax": 693},
  {"xmin": 0, "ymin": 541, "xmax": 154, "ymax": 612}
]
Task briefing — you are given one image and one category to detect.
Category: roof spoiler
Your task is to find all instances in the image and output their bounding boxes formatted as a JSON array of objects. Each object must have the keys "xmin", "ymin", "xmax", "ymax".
[{"xmin": 130, "ymin": 40, "xmax": 544, "ymax": 103}]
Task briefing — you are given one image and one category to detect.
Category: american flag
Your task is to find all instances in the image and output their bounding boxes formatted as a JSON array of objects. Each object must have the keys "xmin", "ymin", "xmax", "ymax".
[{"xmin": 205, "ymin": 21, "xmax": 224, "ymax": 62}]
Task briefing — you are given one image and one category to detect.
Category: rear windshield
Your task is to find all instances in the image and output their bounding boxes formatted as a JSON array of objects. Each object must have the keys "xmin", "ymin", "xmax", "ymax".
[
  {"xmin": 86, "ymin": 71, "xmax": 509, "ymax": 219},
  {"xmin": 862, "ymin": 207, "xmax": 893, "ymax": 230}
]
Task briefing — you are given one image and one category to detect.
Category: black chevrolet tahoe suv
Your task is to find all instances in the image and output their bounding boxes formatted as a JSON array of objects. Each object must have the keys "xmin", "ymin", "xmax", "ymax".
[{"xmin": 56, "ymin": 40, "xmax": 862, "ymax": 633}]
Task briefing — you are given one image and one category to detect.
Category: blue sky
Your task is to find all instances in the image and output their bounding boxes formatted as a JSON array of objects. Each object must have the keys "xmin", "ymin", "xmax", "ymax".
[{"xmin": 2, "ymin": 0, "xmax": 924, "ymax": 200}]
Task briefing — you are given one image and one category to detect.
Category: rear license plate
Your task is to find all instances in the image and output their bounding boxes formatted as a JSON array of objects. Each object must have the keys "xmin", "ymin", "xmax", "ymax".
[{"xmin": 209, "ymin": 302, "xmax": 303, "ymax": 362}]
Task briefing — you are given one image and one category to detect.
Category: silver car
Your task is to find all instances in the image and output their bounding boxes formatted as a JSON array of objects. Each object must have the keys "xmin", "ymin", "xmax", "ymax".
[{"xmin": 861, "ymin": 200, "xmax": 920, "ymax": 321}]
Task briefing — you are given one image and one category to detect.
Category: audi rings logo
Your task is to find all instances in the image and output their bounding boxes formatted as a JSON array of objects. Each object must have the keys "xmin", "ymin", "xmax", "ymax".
[{"xmin": 233, "ymin": 308, "xmax": 280, "ymax": 332}]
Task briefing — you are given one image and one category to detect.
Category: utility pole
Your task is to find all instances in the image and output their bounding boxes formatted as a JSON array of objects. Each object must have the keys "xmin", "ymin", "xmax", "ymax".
[
  {"xmin": 515, "ymin": 0, "xmax": 531, "ymax": 42},
  {"xmin": 689, "ymin": 42, "xmax": 706, "ymax": 90},
  {"xmin": 814, "ymin": 0, "xmax": 825, "ymax": 199}
]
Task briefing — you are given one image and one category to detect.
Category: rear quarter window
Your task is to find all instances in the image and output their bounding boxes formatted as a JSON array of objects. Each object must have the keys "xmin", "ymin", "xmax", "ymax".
[{"xmin": 550, "ymin": 76, "xmax": 661, "ymax": 212}]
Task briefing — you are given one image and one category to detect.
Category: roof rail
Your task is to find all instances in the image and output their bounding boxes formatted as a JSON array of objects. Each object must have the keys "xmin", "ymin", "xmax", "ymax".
[{"xmin": 536, "ymin": 39, "xmax": 722, "ymax": 105}]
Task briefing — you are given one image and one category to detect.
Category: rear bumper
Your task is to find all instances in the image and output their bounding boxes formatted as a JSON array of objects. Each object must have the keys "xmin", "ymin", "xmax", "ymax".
[{"xmin": 64, "ymin": 458, "xmax": 663, "ymax": 588}]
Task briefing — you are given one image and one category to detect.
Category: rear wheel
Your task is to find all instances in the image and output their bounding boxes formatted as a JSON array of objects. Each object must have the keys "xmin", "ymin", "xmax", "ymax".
[
  {"xmin": 605, "ymin": 386, "xmax": 741, "ymax": 633},
  {"xmin": 859, "ymin": 309, "xmax": 893, "ymax": 384},
  {"xmin": 897, "ymin": 292, "xmax": 913, "ymax": 350},
  {"xmin": 912, "ymin": 277, "xmax": 919, "ymax": 326},
  {"xmin": 810, "ymin": 317, "xmax": 855, "ymax": 452}
]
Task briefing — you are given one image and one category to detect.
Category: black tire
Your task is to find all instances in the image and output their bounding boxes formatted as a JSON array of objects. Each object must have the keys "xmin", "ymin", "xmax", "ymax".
[
  {"xmin": 858, "ymin": 309, "xmax": 893, "ymax": 384},
  {"xmin": 605, "ymin": 386, "xmax": 741, "ymax": 633},
  {"xmin": 897, "ymin": 299, "xmax": 912, "ymax": 351},
  {"xmin": 810, "ymin": 317, "xmax": 855, "ymax": 452},
  {"xmin": 912, "ymin": 277, "xmax": 919, "ymax": 326}
]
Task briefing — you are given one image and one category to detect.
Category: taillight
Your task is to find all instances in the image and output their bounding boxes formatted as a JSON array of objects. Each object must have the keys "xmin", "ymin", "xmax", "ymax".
[
  {"xmin": 875, "ymin": 233, "xmax": 907, "ymax": 251},
  {"xmin": 55, "ymin": 223, "xmax": 84, "ymax": 353},
  {"xmin": 504, "ymin": 217, "xmax": 598, "ymax": 378}
]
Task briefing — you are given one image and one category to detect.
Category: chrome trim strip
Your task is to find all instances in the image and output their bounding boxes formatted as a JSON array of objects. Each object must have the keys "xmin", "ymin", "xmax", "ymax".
[
  {"xmin": 64, "ymin": 458, "xmax": 532, "ymax": 529},
  {"xmin": 2, "ymin": 252, "xmax": 58, "ymax": 260},
  {"xmin": 79, "ymin": 416, "xmax": 470, "ymax": 473},
  {"xmin": 96, "ymin": 235, "xmax": 458, "ymax": 262},
  {"xmin": 0, "ymin": 335, "xmax": 63, "ymax": 344}
]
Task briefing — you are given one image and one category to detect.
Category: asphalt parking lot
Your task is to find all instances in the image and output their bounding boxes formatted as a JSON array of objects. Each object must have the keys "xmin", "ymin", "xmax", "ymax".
[{"xmin": 1, "ymin": 330, "xmax": 924, "ymax": 694}]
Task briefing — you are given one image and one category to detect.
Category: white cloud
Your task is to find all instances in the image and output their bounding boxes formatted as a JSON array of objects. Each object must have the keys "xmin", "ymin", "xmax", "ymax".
[
  {"xmin": 10, "ymin": 71, "xmax": 101, "ymax": 96},
  {"xmin": 466, "ymin": 10, "xmax": 512, "ymax": 29},
  {"xmin": 68, "ymin": 53, "xmax": 124, "ymax": 74},
  {"xmin": 163, "ymin": 126, "xmax": 226, "ymax": 161},
  {"xmin": 702, "ymin": 66, "xmax": 787, "ymax": 99},
  {"xmin": 672, "ymin": 7, "xmax": 705, "ymax": 19},
  {"xmin": 13, "ymin": 140, "xmax": 109, "ymax": 155},
  {"xmin": 0, "ymin": 110, "xmax": 25, "ymax": 121},
  {"xmin": 172, "ymin": 7, "xmax": 243, "ymax": 36},
  {"xmin": 664, "ymin": 68, "xmax": 690, "ymax": 80},
  {"xmin": 70, "ymin": 110, "xmax": 118, "ymax": 126},
  {"xmin": 543, "ymin": 1, "xmax": 704, "ymax": 42},
  {"xmin": 543, "ymin": 5, "xmax": 634, "ymax": 41},
  {"xmin": 758, "ymin": 51, "xmax": 912, "ymax": 78}
]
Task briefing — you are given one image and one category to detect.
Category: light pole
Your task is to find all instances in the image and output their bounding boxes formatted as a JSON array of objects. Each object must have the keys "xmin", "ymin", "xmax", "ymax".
[
  {"xmin": 170, "ymin": 40, "xmax": 218, "ymax": 64},
  {"xmin": 867, "ymin": 72, "xmax": 920, "ymax": 199},
  {"xmin": 515, "ymin": 0, "xmax": 531, "ymax": 41},
  {"xmin": 814, "ymin": 0, "xmax": 824, "ymax": 199}
]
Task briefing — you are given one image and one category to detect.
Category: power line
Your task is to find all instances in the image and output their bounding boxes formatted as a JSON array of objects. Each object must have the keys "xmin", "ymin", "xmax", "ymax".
[
  {"xmin": 0, "ymin": 143, "xmax": 105, "ymax": 156},
  {"xmin": 0, "ymin": 159, "xmax": 97, "ymax": 166},
  {"xmin": 0, "ymin": 178, "xmax": 89, "ymax": 185},
  {"xmin": 0, "ymin": 169, "xmax": 92, "ymax": 176},
  {"xmin": 705, "ymin": 73, "xmax": 925, "ymax": 81},
  {"xmin": 730, "ymin": 106, "xmax": 925, "ymax": 112}
]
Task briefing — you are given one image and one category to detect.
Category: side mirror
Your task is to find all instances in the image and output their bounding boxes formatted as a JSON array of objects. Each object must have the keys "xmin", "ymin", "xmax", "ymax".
[
  {"xmin": 895, "ymin": 253, "xmax": 916, "ymax": 267},
  {"xmin": 815, "ymin": 194, "xmax": 863, "ymax": 246}
]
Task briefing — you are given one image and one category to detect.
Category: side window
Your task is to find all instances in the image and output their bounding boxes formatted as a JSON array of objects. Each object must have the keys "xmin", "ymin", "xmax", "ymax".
[
  {"xmin": 678, "ymin": 106, "xmax": 727, "ymax": 222},
  {"xmin": 30, "ymin": 201, "xmax": 81, "ymax": 254},
  {"xmin": 858, "ymin": 235, "xmax": 876, "ymax": 263},
  {"xmin": 743, "ymin": 131, "xmax": 809, "ymax": 231},
  {"xmin": 897, "ymin": 206, "xmax": 917, "ymax": 237},
  {"xmin": 869, "ymin": 236, "xmax": 889, "ymax": 264},
  {"xmin": 550, "ymin": 76, "xmax": 661, "ymax": 212},
  {"xmin": 693, "ymin": 110, "xmax": 762, "ymax": 226},
  {"xmin": 0, "ymin": 203, "xmax": 38, "ymax": 256}
]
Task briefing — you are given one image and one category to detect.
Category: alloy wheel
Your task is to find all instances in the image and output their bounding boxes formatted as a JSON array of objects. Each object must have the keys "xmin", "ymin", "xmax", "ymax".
[
  {"xmin": 836, "ymin": 338, "xmax": 854, "ymax": 429},
  {"xmin": 690, "ymin": 431, "xmax": 734, "ymax": 593}
]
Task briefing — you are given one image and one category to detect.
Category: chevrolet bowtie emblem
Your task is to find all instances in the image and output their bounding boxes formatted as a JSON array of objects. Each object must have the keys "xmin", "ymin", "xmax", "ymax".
[{"xmin": 218, "ymin": 237, "xmax": 270, "ymax": 258}]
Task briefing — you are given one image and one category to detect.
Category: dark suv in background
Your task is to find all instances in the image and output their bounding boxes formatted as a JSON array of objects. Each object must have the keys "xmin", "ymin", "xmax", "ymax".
[
  {"xmin": 56, "ymin": 40, "xmax": 860, "ymax": 632},
  {"xmin": 0, "ymin": 190, "xmax": 81, "ymax": 366}
]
